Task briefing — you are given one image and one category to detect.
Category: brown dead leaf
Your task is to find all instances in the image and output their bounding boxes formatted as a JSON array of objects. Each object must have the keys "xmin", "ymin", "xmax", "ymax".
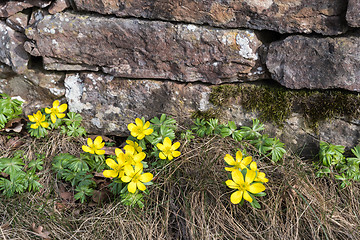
[
  {"xmin": 0, "ymin": 172, "xmax": 9, "ymax": 178},
  {"xmin": 5, "ymin": 136, "xmax": 24, "ymax": 149},
  {"xmin": 103, "ymin": 146, "xmax": 116, "ymax": 155},
  {"xmin": 0, "ymin": 222, "xmax": 10, "ymax": 230},
  {"xmin": 3, "ymin": 118, "xmax": 25, "ymax": 133},
  {"xmin": 31, "ymin": 223, "xmax": 51, "ymax": 240},
  {"xmin": 91, "ymin": 189, "xmax": 111, "ymax": 204},
  {"xmin": 60, "ymin": 191, "xmax": 73, "ymax": 202}
]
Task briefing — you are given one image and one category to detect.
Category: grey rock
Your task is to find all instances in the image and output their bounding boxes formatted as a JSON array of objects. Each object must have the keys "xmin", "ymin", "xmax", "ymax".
[
  {"xmin": 49, "ymin": 0, "xmax": 70, "ymax": 14},
  {"xmin": 25, "ymin": 12, "xmax": 266, "ymax": 84},
  {"xmin": 6, "ymin": 12, "xmax": 29, "ymax": 33},
  {"xmin": 74, "ymin": 0, "xmax": 347, "ymax": 35},
  {"xmin": 0, "ymin": 21, "xmax": 29, "ymax": 74},
  {"xmin": 347, "ymin": 0, "xmax": 360, "ymax": 27},
  {"xmin": 266, "ymin": 33, "xmax": 360, "ymax": 92}
]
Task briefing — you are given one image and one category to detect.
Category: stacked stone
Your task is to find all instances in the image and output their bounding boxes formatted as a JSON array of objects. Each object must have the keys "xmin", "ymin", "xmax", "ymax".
[{"xmin": 0, "ymin": 0, "xmax": 359, "ymax": 153}]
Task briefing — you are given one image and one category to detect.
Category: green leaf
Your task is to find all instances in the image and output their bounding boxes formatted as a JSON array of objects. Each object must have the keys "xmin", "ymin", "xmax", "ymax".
[
  {"xmin": 249, "ymin": 196, "xmax": 261, "ymax": 209},
  {"xmin": 121, "ymin": 191, "xmax": 145, "ymax": 208},
  {"xmin": 0, "ymin": 156, "xmax": 24, "ymax": 175}
]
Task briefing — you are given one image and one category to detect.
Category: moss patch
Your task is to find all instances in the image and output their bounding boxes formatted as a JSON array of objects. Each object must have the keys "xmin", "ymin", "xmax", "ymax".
[{"xmin": 208, "ymin": 84, "xmax": 360, "ymax": 128}]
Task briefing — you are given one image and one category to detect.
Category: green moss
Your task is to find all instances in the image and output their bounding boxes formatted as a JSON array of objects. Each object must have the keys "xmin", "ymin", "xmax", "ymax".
[
  {"xmin": 191, "ymin": 108, "xmax": 222, "ymax": 121},
  {"xmin": 208, "ymin": 84, "xmax": 360, "ymax": 129}
]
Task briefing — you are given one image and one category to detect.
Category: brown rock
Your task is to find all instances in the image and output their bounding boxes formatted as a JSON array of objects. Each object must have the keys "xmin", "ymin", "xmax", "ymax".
[
  {"xmin": 6, "ymin": 12, "xmax": 29, "ymax": 32},
  {"xmin": 74, "ymin": 0, "xmax": 347, "ymax": 35},
  {"xmin": 266, "ymin": 33, "xmax": 360, "ymax": 92},
  {"xmin": 26, "ymin": 12, "xmax": 266, "ymax": 84},
  {"xmin": 49, "ymin": 0, "xmax": 70, "ymax": 14},
  {"xmin": 0, "ymin": 21, "xmax": 29, "ymax": 74},
  {"xmin": 347, "ymin": 0, "xmax": 360, "ymax": 27},
  {"xmin": 0, "ymin": 1, "xmax": 32, "ymax": 18}
]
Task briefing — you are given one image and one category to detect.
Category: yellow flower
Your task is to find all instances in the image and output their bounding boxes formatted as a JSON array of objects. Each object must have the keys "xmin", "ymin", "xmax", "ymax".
[
  {"xmin": 103, "ymin": 156, "xmax": 126, "ymax": 179},
  {"xmin": 28, "ymin": 111, "xmax": 49, "ymax": 129},
  {"xmin": 156, "ymin": 137, "xmax": 181, "ymax": 160},
  {"xmin": 250, "ymin": 162, "xmax": 269, "ymax": 183},
  {"xmin": 126, "ymin": 140, "xmax": 142, "ymax": 153},
  {"xmin": 121, "ymin": 164, "xmax": 153, "ymax": 193},
  {"xmin": 82, "ymin": 136, "xmax": 105, "ymax": 155},
  {"xmin": 116, "ymin": 145, "xmax": 146, "ymax": 167},
  {"xmin": 45, "ymin": 100, "xmax": 67, "ymax": 123},
  {"xmin": 224, "ymin": 151, "xmax": 252, "ymax": 172},
  {"xmin": 127, "ymin": 118, "xmax": 153, "ymax": 140},
  {"xmin": 226, "ymin": 169, "xmax": 266, "ymax": 204}
]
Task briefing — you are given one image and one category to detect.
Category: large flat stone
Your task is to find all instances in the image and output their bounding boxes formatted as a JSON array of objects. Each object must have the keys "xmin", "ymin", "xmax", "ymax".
[
  {"xmin": 74, "ymin": 0, "xmax": 347, "ymax": 35},
  {"xmin": 0, "ymin": 21, "xmax": 29, "ymax": 74},
  {"xmin": 25, "ymin": 12, "xmax": 266, "ymax": 84},
  {"xmin": 266, "ymin": 33, "xmax": 360, "ymax": 92}
]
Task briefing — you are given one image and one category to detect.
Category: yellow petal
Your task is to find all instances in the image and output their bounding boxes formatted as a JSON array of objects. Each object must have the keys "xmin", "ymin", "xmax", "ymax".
[
  {"xmin": 137, "ymin": 182, "xmax": 146, "ymax": 191},
  {"xmin": 58, "ymin": 103, "xmax": 67, "ymax": 112},
  {"xmin": 139, "ymin": 172, "xmax": 153, "ymax": 183},
  {"xmin": 242, "ymin": 156, "xmax": 252, "ymax": 166},
  {"xmin": 50, "ymin": 114, "xmax": 57, "ymax": 123},
  {"xmin": 127, "ymin": 182, "xmax": 137, "ymax": 193},
  {"xmin": 137, "ymin": 133, "xmax": 145, "ymax": 140},
  {"xmin": 82, "ymin": 145, "xmax": 94, "ymax": 154},
  {"xmin": 53, "ymin": 100, "xmax": 60, "ymax": 108},
  {"xmin": 224, "ymin": 154, "xmax": 236, "ymax": 165},
  {"xmin": 230, "ymin": 191, "xmax": 243, "ymax": 204},
  {"xmin": 163, "ymin": 137, "xmax": 171, "ymax": 147},
  {"xmin": 128, "ymin": 123, "xmax": 136, "ymax": 131},
  {"xmin": 156, "ymin": 143, "xmax": 164, "ymax": 151},
  {"xmin": 87, "ymin": 138, "xmax": 93, "ymax": 148},
  {"xmin": 171, "ymin": 142, "xmax": 180, "ymax": 151},
  {"xmin": 249, "ymin": 183, "xmax": 266, "ymax": 194},
  {"xmin": 168, "ymin": 154, "xmax": 173, "ymax": 161},
  {"xmin": 250, "ymin": 161, "xmax": 257, "ymax": 171},
  {"xmin": 121, "ymin": 175, "xmax": 132, "ymax": 183},
  {"xmin": 143, "ymin": 128, "xmax": 153, "ymax": 135},
  {"xmin": 44, "ymin": 108, "xmax": 52, "ymax": 114},
  {"xmin": 235, "ymin": 151, "xmax": 243, "ymax": 162},
  {"xmin": 143, "ymin": 121, "xmax": 150, "ymax": 129},
  {"xmin": 106, "ymin": 158, "xmax": 118, "ymax": 169},
  {"xmin": 232, "ymin": 170, "xmax": 244, "ymax": 185},
  {"xmin": 124, "ymin": 145, "xmax": 135, "ymax": 155},
  {"xmin": 124, "ymin": 165, "xmax": 134, "ymax": 175},
  {"xmin": 94, "ymin": 136, "xmax": 104, "ymax": 147},
  {"xmin": 159, "ymin": 152, "xmax": 166, "ymax": 159},
  {"xmin": 56, "ymin": 113, "xmax": 66, "ymax": 119},
  {"xmin": 225, "ymin": 167, "xmax": 236, "ymax": 172},
  {"xmin": 115, "ymin": 148, "xmax": 124, "ymax": 157},
  {"xmin": 28, "ymin": 115, "xmax": 35, "ymax": 122},
  {"xmin": 135, "ymin": 118, "xmax": 143, "ymax": 127},
  {"xmin": 245, "ymin": 170, "xmax": 256, "ymax": 183},
  {"xmin": 103, "ymin": 170, "xmax": 117, "ymax": 178},
  {"xmin": 225, "ymin": 179, "xmax": 238, "ymax": 189},
  {"xmin": 30, "ymin": 124, "xmax": 38, "ymax": 129},
  {"xmin": 172, "ymin": 151, "xmax": 181, "ymax": 158},
  {"xmin": 95, "ymin": 149, "xmax": 105, "ymax": 155},
  {"xmin": 134, "ymin": 152, "xmax": 146, "ymax": 162},
  {"xmin": 243, "ymin": 191, "xmax": 253, "ymax": 202},
  {"xmin": 41, "ymin": 122, "xmax": 49, "ymax": 128}
]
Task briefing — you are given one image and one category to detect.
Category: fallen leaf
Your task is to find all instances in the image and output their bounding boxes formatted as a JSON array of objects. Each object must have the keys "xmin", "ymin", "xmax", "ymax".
[
  {"xmin": 91, "ymin": 189, "xmax": 111, "ymax": 204},
  {"xmin": 0, "ymin": 222, "xmax": 10, "ymax": 230},
  {"xmin": 3, "ymin": 118, "xmax": 25, "ymax": 133},
  {"xmin": 103, "ymin": 146, "xmax": 116, "ymax": 155},
  {"xmin": 60, "ymin": 191, "xmax": 73, "ymax": 202},
  {"xmin": 6, "ymin": 136, "xmax": 24, "ymax": 149},
  {"xmin": 31, "ymin": 223, "xmax": 51, "ymax": 240},
  {"xmin": 0, "ymin": 172, "xmax": 9, "ymax": 178}
]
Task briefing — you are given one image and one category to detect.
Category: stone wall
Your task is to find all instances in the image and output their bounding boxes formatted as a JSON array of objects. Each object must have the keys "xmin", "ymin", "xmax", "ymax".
[{"xmin": 0, "ymin": 0, "xmax": 360, "ymax": 156}]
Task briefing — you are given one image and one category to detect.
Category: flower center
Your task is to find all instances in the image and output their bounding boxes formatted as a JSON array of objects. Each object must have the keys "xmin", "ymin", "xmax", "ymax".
[{"xmin": 238, "ymin": 182, "xmax": 250, "ymax": 191}]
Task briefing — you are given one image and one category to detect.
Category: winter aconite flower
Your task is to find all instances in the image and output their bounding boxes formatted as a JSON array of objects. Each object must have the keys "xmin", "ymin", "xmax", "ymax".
[
  {"xmin": 156, "ymin": 137, "xmax": 181, "ymax": 160},
  {"xmin": 224, "ymin": 151, "xmax": 252, "ymax": 172},
  {"xmin": 126, "ymin": 140, "xmax": 142, "ymax": 153},
  {"xmin": 117, "ymin": 145, "xmax": 146, "ymax": 167},
  {"xmin": 82, "ymin": 136, "xmax": 105, "ymax": 155},
  {"xmin": 250, "ymin": 162, "xmax": 269, "ymax": 183},
  {"xmin": 103, "ymin": 156, "xmax": 127, "ymax": 178},
  {"xmin": 121, "ymin": 164, "xmax": 153, "ymax": 193},
  {"xmin": 28, "ymin": 111, "xmax": 49, "ymax": 129},
  {"xmin": 127, "ymin": 118, "xmax": 153, "ymax": 140},
  {"xmin": 226, "ymin": 169, "xmax": 266, "ymax": 204},
  {"xmin": 45, "ymin": 100, "xmax": 67, "ymax": 123}
]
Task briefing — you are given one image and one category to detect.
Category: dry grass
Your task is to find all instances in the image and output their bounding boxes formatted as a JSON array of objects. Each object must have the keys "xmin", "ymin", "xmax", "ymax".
[{"xmin": 1, "ymin": 132, "xmax": 360, "ymax": 239}]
